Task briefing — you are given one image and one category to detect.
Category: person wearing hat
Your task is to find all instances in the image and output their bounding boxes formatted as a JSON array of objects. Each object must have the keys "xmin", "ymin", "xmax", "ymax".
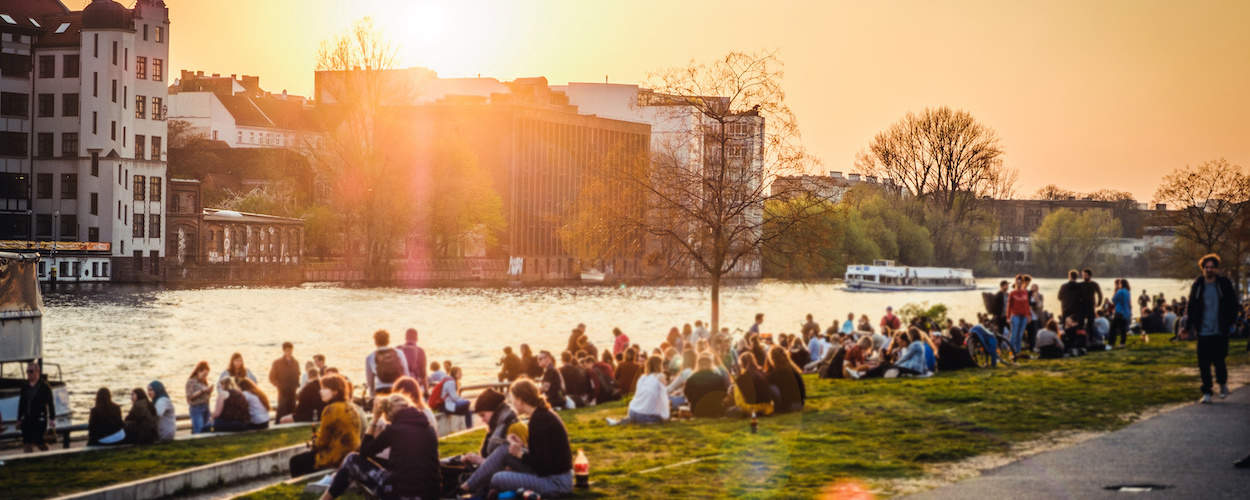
[{"xmin": 459, "ymin": 388, "xmax": 528, "ymax": 468}]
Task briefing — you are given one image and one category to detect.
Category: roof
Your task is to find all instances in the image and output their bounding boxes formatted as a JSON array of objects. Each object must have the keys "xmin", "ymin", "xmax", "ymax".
[
  {"xmin": 203, "ymin": 208, "xmax": 303, "ymax": 225},
  {"xmin": 218, "ymin": 94, "xmax": 274, "ymax": 128},
  {"xmin": 252, "ymin": 97, "xmax": 316, "ymax": 131},
  {"xmin": 81, "ymin": 0, "xmax": 130, "ymax": 30},
  {"xmin": 34, "ymin": 11, "xmax": 80, "ymax": 47},
  {"xmin": 0, "ymin": 0, "xmax": 68, "ymax": 28}
]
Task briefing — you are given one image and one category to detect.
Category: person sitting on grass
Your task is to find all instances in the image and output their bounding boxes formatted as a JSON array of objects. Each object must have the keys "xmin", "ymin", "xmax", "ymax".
[
  {"xmin": 289, "ymin": 374, "xmax": 362, "ymax": 478},
  {"xmin": 843, "ymin": 336, "xmax": 881, "ymax": 379},
  {"xmin": 729, "ymin": 352, "xmax": 775, "ymax": 417},
  {"xmin": 537, "ymin": 350, "xmax": 568, "ymax": 410},
  {"xmin": 767, "ymin": 345, "xmax": 806, "ymax": 413},
  {"xmin": 1061, "ymin": 316, "xmax": 1088, "ymax": 356},
  {"xmin": 889, "ymin": 328, "xmax": 931, "ymax": 377},
  {"xmin": 123, "ymin": 388, "xmax": 158, "ymax": 445},
  {"xmin": 281, "ymin": 368, "xmax": 325, "ymax": 424},
  {"xmin": 608, "ymin": 356, "xmax": 670, "ymax": 425},
  {"xmin": 614, "ymin": 348, "xmax": 642, "ymax": 394},
  {"xmin": 440, "ymin": 366, "xmax": 474, "ymax": 429},
  {"xmin": 1034, "ymin": 319, "xmax": 1065, "ymax": 359},
  {"xmin": 87, "ymin": 387, "xmax": 126, "ymax": 446},
  {"xmin": 220, "ymin": 352, "xmax": 258, "ymax": 384},
  {"xmin": 458, "ymin": 388, "xmax": 528, "ymax": 468},
  {"xmin": 148, "ymin": 380, "xmax": 176, "ymax": 442},
  {"xmin": 319, "ymin": 393, "xmax": 441, "ymax": 500},
  {"xmin": 558, "ymin": 351, "xmax": 592, "ymax": 407},
  {"xmin": 685, "ymin": 352, "xmax": 729, "ymax": 418},
  {"xmin": 937, "ymin": 327, "xmax": 977, "ymax": 371},
  {"xmin": 666, "ymin": 349, "xmax": 697, "ymax": 407},
  {"xmin": 390, "ymin": 376, "xmax": 438, "ymax": 424},
  {"xmin": 238, "ymin": 378, "xmax": 272, "ymax": 430},
  {"xmin": 460, "ymin": 378, "xmax": 574, "ymax": 499}
]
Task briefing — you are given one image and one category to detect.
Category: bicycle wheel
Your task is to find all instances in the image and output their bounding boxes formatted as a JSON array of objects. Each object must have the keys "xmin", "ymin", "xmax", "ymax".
[
  {"xmin": 968, "ymin": 336, "xmax": 991, "ymax": 368},
  {"xmin": 996, "ymin": 335, "xmax": 1015, "ymax": 365}
]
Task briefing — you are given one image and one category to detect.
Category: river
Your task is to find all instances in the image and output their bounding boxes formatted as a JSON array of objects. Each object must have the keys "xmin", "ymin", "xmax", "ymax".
[{"xmin": 34, "ymin": 277, "xmax": 1191, "ymax": 417}]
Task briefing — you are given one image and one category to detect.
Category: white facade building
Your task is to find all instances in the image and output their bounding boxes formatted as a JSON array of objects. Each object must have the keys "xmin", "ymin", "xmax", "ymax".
[
  {"xmin": 0, "ymin": 0, "xmax": 169, "ymax": 282},
  {"xmin": 167, "ymin": 71, "xmax": 316, "ymax": 149}
]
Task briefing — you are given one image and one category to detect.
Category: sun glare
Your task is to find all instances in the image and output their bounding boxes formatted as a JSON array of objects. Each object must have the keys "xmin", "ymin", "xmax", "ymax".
[{"xmin": 368, "ymin": 0, "xmax": 493, "ymax": 78}]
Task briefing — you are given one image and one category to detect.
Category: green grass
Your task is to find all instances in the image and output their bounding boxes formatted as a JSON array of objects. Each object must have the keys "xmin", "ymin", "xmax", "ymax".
[
  {"xmin": 40, "ymin": 336, "xmax": 1250, "ymax": 500},
  {"xmin": 0, "ymin": 426, "xmax": 311, "ymax": 499}
]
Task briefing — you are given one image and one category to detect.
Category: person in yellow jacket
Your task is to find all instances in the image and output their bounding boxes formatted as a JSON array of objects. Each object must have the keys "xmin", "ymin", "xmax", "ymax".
[{"xmin": 289, "ymin": 374, "xmax": 362, "ymax": 477}]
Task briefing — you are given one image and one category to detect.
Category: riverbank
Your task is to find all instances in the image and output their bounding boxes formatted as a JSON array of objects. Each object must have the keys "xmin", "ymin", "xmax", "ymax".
[{"xmin": 238, "ymin": 335, "xmax": 1248, "ymax": 499}]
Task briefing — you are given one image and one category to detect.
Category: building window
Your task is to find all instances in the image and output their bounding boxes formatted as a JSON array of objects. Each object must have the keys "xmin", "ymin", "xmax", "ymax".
[
  {"xmin": 135, "ymin": 95, "xmax": 145, "ymax": 118},
  {"xmin": 111, "ymin": 40, "xmax": 117, "ymax": 65},
  {"xmin": 150, "ymin": 177, "xmax": 162, "ymax": 202},
  {"xmin": 60, "ymin": 214, "xmax": 76, "ymax": 239},
  {"xmin": 92, "ymin": 72, "xmax": 98, "ymax": 97},
  {"xmin": 143, "ymin": 24, "xmax": 148, "ymax": 41},
  {"xmin": 63, "ymin": 54, "xmax": 78, "ymax": 78},
  {"xmin": 111, "ymin": 121, "xmax": 116, "ymax": 141},
  {"xmin": 61, "ymin": 174, "xmax": 77, "ymax": 199},
  {"xmin": 111, "ymin": 79, "xmax": 116, "ymax": 102},
  {"xmin": 36, "ymin": 214, "xmax": 51, "ymax": 237},
  {"xmin": 0, "ymin": 53, "xmax": 31, "ymax": 78},
  {"xmin": 133, "ymin": 217, "xmax": 145, "ymax": 238},
  {"xmin": 93, "ymin": 33, "xmax": 98, "ymax": 58},
  {"xmin": 36, "ymin": 133, "xmax": 53, "ymax": 158},
  {"xmin": 151, "ymin": 136, "xmax": 161, "ymax": 160},
  {"xmin": 135, "ymin": 135, "xmax": 145, "ymax": 160},
  {"xmin": 37, "ymin": 93, "xmax": 54, "ymax": 117},
  {"xmin": 0, "ymin": 131, "xmax": 27, "ymax": 156},
  {"xmin": 152, "ymin": 59, "xmax": 163, "ymax": 81},
  {"xmin": 123, "ymin": 85, "xmax": 127, "ymax": 108},
  {"xmin": 36, "ymin": 174, "xmax": 52, "ymax": 199},
  {"xmin": 151, "ymin": 97, "xmax": 163, "ymax": 120},
  {"xmin": 0, "ymin": 92, "xmax": 29, "ymax": 117},
  {"xmin": 135, "ymin": 56, "xmax": 146, "ymax": 79},
  {"xmin": 124, "ymin": 47, "xmax": 128, "ymax": 70},
  {"xmin": 38, "ymin": 55, "xmax": 54, "ymax": 78},
  {"xmin": 88, "ymin": 227, "xmax": 99, "ymax": 242},
  {"xmin": 134, "ymin": 175, "xmax": 145, "ymax": 201},
  {"xmin": 150, "ymin": 250, "xmax": 160, "ymax": 273},
  {"xmin": 90, "ymin": 192, "xmax": 98, "ymax": 215},
  {"xmin": 92, "ymin": 111, "xmax": 97, "ymax": 134},
  {"xmin": 63, "ymin": 133, "xmax": 78, "ymax": 158},
  {"xmin": 62, "ymin": 93, "xmax": 78, "ymax": 116},
  {"xmin": 149, "ymin": 215, "xmax": 160, "ymax": 238},
  {"xmin": 156, "ymin": 26, "xmax": 164, "ymax": 43}
]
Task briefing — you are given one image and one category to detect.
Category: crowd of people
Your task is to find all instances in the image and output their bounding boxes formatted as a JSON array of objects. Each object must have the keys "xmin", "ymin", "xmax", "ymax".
[{"xmin": 12, "ymin": 253, "xmax": 1248, "ymax": 493}]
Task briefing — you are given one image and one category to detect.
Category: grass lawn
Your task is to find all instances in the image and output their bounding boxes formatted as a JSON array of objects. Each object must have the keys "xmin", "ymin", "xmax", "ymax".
[
  {"xmin": 64, "ymin": 337, "xmax": 1250, "ymax": 500},
  {"xmin": 0, "ymin": 426, "xmax": 311, "ymax": 499}
]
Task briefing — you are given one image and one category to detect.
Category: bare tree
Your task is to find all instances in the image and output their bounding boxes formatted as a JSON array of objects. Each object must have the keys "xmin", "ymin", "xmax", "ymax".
[
  {"xmin": 1154, "ymin": 158, "xmax": 1250, "ymax": 288},
  {"xmin": 310, "ymin": 18, "xmax": 412, "ymax": 280},
  {"xmin": 563, "ymin": 51, "xmax": 816, "ymax": 334},
  {"xmin": 860, "ymin": 107, "xmax": 1016, "ymax": 265},
  {"xmin": 1035, "ymin": 184, "xmax": 1076, "ymax": 200}
]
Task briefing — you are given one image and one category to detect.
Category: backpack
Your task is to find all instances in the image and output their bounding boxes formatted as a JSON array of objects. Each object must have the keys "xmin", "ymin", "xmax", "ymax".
[
  {"xmin": 427, "ymin": 378, "xmax": 453, "ymax": 411},
  {"xmin": 374, "ymin": 348, "xmax": 403, "ymax": 384}
]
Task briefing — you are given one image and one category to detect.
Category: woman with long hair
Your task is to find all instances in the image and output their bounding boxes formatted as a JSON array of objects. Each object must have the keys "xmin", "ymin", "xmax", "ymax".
[
  {"xmin": 608, "ymin": 356, "xmax": 669, "ymax": 425},
  {"xmin": 319, "ymin": 394, "xmax": 441, "ymax": 500},
  {"xmin": 220, "ymin": 352, "xmax": 257, "ymax": 384},
  {"xmin": 123, "ymin": 388, "xmax": 158, "ymax": 445},
  {"xmin": 731, "ymin": 352, "xmax": 775, "ymax": 417},
  {"xmin": 766, "ymin": 345, "xmax": 806, "ymax": 413},
  {"xmin": 87, "ymin": 388, "xmax": 126, "ymax": 446},
  {"xmin": 147, "ymin": 380, "xmax": 176, "ymax": 442},
  {"xmin": 237, "ymin": 378, "xmax": 271, "ymax": 429},
  {"xmin": 461, "ymin": 378, "xmax": 573, "ymax": 498},
  {"xmin": 186, "ymin": 361, "xmax": 214, "ymax": 433},
  {"xmin": 211, "ymin": 377, "xmax": 252, "ymax": 432},
  {"xmin": 520, "ymin": 343, "xmax": 542, "ymax": 379},
  {"xmin": 289, "ymin": 374, "xmax": 362, "ymax": 477}
]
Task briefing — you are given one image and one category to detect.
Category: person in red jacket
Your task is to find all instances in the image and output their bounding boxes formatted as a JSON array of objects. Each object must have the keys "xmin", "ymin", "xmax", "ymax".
[{"xmin": 1008, "ymin": 275, "xmax": 1032, "ymax": 358}]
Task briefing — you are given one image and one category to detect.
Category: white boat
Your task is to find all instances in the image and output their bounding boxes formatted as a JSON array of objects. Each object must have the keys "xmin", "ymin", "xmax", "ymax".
[
  {"xmin": 1, "ymin": 252, "xmax": 73, "ymax": 440},
  {"xmin": 580, "ymin": 269, "xmax": 606, "ymax": 282},
  {"xmin": 845, "ymin": 260, "xmax": 976, "ymax": 291}
]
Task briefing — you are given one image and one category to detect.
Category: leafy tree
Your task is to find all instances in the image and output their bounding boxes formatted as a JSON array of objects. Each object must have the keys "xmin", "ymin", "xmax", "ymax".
[
  {"xmin": 425, "ymin": 134, "xmax": 506, "ymax": 257},
  {"xmin": 301, "ymin": 205, "xmax": 342, "ymax": 260},
  {"xmin": 1154, "ymin": 159, "xmax": 1250, "ymax": 288},
  {"xmin": 1029, "ymin": 208, "xmax": 1122, "ymax": 276}
]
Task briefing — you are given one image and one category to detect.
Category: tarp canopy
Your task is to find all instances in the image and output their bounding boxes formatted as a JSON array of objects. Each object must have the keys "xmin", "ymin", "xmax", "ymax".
[{"xmin": 0, "ymin": 252, "xmax": 43, "ymax": 362}]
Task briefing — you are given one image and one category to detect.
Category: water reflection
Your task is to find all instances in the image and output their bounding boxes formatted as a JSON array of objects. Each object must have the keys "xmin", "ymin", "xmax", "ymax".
[{"xmin": 40, "ymin": 278, "xmax": 1191, "ymax": 418}]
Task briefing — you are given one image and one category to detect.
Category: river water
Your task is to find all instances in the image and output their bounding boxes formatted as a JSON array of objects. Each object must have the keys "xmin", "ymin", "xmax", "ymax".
[{"xmin": 36, "ymin": 277, "xmax": 1191, "ymax": 417}]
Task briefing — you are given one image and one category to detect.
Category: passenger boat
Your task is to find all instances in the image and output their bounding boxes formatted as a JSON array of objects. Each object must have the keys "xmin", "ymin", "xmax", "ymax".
[
  {"xmin": 1, "ymin": 252, "xmax": 73, "ymax": 439},
  {"xmin": 844, "ymin": 260, "xmax": 976, "ymax": 291},
  {"xmin": 580, "ymin": 269, "xmax": 606, "ymax": 282}
]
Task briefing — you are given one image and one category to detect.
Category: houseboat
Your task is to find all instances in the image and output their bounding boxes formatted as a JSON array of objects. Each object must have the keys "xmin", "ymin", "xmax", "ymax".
[
  {"xmin": 1, "ymin": 252, "xmax": 73, "ymax": 441},
  {"xmin": 845, "ymin": 260, "xmax": 977, "ymax": 291}
]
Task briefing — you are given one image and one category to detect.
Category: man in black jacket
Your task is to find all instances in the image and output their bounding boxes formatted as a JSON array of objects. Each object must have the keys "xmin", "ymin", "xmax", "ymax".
[
  {"xmin": 1186, "ymin": 254, "xmax": 1240, "ymax": 404},
  {"xmin": 18, "ymin": 362, "xmax": 56, "ymax": 453},
  {"xmin": 1079, "ymin": 268, "xmax": 1104, "ymax": 332},
  {"xmin": 1057, "ymin": 269, "xmax": 1081, "ymax": 323},
  {"xmin": 269, "ymin": 342, "xmax": 301, "ymax": 420}
]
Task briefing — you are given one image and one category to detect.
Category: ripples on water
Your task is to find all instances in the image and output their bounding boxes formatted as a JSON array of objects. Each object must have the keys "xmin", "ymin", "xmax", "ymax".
[{"xmin": 40, "ymin": 278, "xmax": 1192, "ymax": 417}]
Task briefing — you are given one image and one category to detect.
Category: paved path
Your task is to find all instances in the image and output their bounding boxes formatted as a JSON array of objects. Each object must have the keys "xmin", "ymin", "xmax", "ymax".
[{"xmin": 908, "ymin": 385, "xmax": 1250, "ymax": 499}]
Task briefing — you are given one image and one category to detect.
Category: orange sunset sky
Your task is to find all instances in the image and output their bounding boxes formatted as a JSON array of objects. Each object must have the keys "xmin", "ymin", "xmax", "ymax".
[{"xmin": 70, "ymin": 0, "xmax": 1250, "ymax": 202}]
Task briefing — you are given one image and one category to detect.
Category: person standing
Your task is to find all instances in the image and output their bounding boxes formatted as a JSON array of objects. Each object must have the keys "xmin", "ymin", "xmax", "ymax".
[
  {"xmin": 1008, "ymin": 278, "xmax": 1031, "ymax": 357},
  {"xmin": 1080, "ymin": 269, "xmax": 1103, "ymax": 333},
  {"xmin": 396, "ymin": 328, "xmax": 428, "ymax": 388},
  {"xmin": 1185, "ymin": 254, "xmax": 1239, "ymax": 404},
  {"xmin": 1112, "ymin": 279, "xmax": 1133, "ymax": 347},
  {"xmin": 186, "ymin": 361, "xmax": 214, "ymax": 433},
  {"xmin": 365, "ymin": 329, "xmax": 409, "ymax": 397},
  {"xmin": 270, "ymin": 342, "xmax": 301, "ymax": 420},
  {"xmin": 880, "ymin": 307, "xmax": 902, "ymax": 332},
  {"xmin": 612, "ymin": 328, "xmax": 630, "ymax": 357},
  {"xmin": 1058, "ymin": 269, "xmax": 1081, "ymax": 325},
  {"xmin": 18, "ymin": 362, "xmax": 55, "ymax": 453},
  {"xmin": 748, "ymin": 313, "xmax": 765, "ymax": 335}
]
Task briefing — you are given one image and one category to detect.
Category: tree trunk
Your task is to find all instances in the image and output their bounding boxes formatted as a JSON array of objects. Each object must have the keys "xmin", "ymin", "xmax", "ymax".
[{"xmin": 710, "ymin": 272, "xmax": 721, "ymax": 338}]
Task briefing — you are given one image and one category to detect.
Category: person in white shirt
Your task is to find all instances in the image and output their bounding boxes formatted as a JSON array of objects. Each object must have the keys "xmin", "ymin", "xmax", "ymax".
[
  {"xmin": 608, "ymin": 357, "xmax": 669, "ymax": 425},
  {"xmin": 693, "ymin": 320, "xmax": 710, "ymax": 341},
  {"xmin": 147, "ymin": 381, "xmax": 177, "ymax": 442},
  {"xmin": 667, "ymin": 351, "xmax": 696, "ymax": 406}
]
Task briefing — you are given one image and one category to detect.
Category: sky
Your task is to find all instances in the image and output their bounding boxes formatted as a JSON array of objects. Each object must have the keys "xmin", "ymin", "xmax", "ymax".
[{"xmin": 71, "ymin": 0, "xmax": 1250, "ymax": 202}]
